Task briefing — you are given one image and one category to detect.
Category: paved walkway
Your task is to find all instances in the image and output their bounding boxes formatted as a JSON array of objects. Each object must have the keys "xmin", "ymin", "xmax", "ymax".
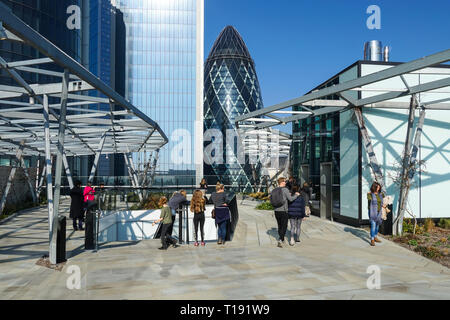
[{"xmin": 0, "ymin": 198, "xmax": 449, "ymax": 300}]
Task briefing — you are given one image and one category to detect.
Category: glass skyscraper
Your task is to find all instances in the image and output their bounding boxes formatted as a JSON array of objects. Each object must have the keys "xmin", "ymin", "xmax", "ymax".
[
  {"xmin": 0, "ymin": 0, "xmax": 81, "ymax": 168},
  {"xmin": 115, "ymin": 0, "xmax": 204, "ymax": 184},
  {"xmin": 203, "ymin": 26, "xmax": 264, "ymax": 190}
]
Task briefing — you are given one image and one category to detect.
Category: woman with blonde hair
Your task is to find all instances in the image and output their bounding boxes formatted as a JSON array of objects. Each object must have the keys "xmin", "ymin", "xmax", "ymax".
[
  {"xmin": 190, "ymin": 190, "xmax": 206, "ymax": 247},
  {"xmin": 152, "ymin": 197, "xmax": 173, "ymax": 251}
]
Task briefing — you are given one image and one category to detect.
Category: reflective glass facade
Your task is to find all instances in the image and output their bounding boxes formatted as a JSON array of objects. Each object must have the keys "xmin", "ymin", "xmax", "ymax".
[
  {"xmin": 0, "ymin": 0, "xmax": 81, "ymax": 168},
  {"xmin": 204, "ymin": 26, "xmax": 263, "ymax": 190},
  {"xmin": 115, "ymin": 0, "xmax": 202, "ymax": 177}
]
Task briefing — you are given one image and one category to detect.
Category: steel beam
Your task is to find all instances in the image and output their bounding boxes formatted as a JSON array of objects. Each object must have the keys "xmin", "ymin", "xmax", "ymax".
[
  {"xmin": 62, "ymin": 152, "xmax": 74, "ymax": 190},
  {"xmin": 126, "ymin": 153, "xmax": 143, "ymax": 202},
  {"xmin": 43, "ymin": 94, "xmax": 56, "ymax": 264},
  {"xmin": 88, "ymin": 131, "xmax": 108, "ymax": 183},
  {"xmin": 354, "ymin": 108, "xmax": 385, "ymax": 190},
  {"xmin": 235, "ymin": 49, "xmax": 450, "ymax": 122},
  {"xmin": 394, "ymin": 95, "xmax": 418, "ymax": 236}
]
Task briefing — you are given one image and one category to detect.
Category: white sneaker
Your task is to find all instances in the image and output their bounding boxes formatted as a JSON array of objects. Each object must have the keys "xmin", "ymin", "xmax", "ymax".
[
  {"xmin": 290, "ymin": 238, "xmax": 295, "ymax": 246},
  {"xmin": 277, "ymin": 240, "xmax": 283, "ymax": 248}
]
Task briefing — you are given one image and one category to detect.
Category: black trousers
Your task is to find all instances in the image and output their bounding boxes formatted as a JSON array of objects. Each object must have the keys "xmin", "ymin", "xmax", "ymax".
[
  {"xmin": 160, "ymin": 223, "xmax": 170, "ymax": 249},
  {"xmin": 167, "ymin": 214, "xmax": 176, "ymax": 237},
  {"xmin": 193, "ymin": 212, "xmax": 205, "ymax": 242},
  {"xmin": 72, "ymin": 217, "xmax": 83, "ymax": 229},
  {"xmin": 275, "ymin": 211, "xmax": 289, "ymax": 241}
]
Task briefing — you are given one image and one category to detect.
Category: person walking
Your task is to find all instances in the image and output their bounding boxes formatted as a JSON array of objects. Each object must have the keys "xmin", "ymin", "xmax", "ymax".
[
  {"xmin": 210, "ymin": 184, "xmax": 230, "ymax": 245},
  {"xmin": 190, "ymin": 190, "xmax": 206, "ymax": 247},
  {"xmin": 288, "ymin": 185, "xmax": 306, "ymax": 246},
  {"xmin": 153, "ymin": 197, "xmax": 173, "ymax": 251},
  {"xmin": 70, "ymin": 180, "xmax": 84, "ymax": 231},
  {"xmin": 270, "ymin": 177, "xmax": 300, "ymax": 248},
  {"xmin": 367, "ymin": 182, "xmax": 386, "ymax": 247}
]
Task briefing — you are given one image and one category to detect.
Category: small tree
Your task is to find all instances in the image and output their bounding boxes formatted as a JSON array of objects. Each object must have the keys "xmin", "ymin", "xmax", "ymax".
[{"xmin": 389, "ymin": 156, "xmax": 427, "ymax": 236}]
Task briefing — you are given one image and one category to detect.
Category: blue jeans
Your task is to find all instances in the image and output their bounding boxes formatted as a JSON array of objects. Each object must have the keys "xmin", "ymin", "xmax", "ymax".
[
  {"xmin": 370, "ymin": 220, "xmax": 380, "ymax": 240},
  {"xmin": 217, "ymin": 220, "xmax": 228, "ymax": 241}
]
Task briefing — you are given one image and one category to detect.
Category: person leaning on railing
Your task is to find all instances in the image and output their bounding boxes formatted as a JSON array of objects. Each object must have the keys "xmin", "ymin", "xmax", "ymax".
[
  {"xmin": 168, "ymin": 190, "xmax": 188, "ymax": 240},
  {"xmin": 210, "ymin": 184, "xmax": 230, "ymax": 245}
]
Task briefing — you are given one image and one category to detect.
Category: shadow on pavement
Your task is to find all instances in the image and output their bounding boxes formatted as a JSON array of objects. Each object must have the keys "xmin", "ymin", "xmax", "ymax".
[{"xmin": 344, "ymin": 227, "xmax": 371, "ymax": 244}]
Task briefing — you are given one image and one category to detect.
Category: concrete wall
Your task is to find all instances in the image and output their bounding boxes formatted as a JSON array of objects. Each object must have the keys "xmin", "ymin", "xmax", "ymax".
[{"xmin": 98, "ymin": 205, "xmax": 218, "ymax": 242}]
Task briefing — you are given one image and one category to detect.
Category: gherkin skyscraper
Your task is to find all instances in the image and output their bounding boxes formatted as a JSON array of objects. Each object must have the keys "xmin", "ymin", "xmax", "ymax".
[{"xmin": 204, "ymin": 26, "xmax": 263, "ymax": 190}]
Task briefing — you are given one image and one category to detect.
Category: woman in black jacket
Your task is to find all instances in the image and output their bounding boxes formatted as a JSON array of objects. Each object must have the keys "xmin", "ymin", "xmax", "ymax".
[{"xmin": 70, "ymin": 180, "xmax": 84, "ymax": 231}]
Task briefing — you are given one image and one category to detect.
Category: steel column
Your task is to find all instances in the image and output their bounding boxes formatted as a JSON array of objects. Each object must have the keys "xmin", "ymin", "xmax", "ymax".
[
  {"xmin": 52, "ymin": 70, "xmax": 69, "ymax": 264},
  {"xmin": 62, "ymin": 152, "xmax": 74, "ymax": 190},
  {"xmin": 88, "ymin": 131, "xmax": 108, "ymax": 183},
  {"xmin": 0, "ymin": 141, "xmax": 25, "ymax": 213},
  {"xmin": 43, "ymin": 94, "xmax": 56, "ymax": 264},
  {"xmin": 126, "ymin": 153, "xmax": 143, "ymax": 202},
  {"xmin": 394, "ymin": 95, "xmax": 418, "ymax": 236}
]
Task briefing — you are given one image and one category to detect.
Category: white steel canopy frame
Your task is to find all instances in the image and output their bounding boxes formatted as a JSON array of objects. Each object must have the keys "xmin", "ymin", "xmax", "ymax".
[{"xmin": 0, "ymin": 4, "xmax": 168, "ymax": 264}]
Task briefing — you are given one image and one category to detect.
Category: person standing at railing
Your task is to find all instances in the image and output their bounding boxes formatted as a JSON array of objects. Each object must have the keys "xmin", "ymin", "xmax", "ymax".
[
  {"xmin": 210, "ymin": 184, "xmax": 230, "ymax": 245},
  {"xmin": 190, "ymin": 190, "xmax": 206, "ymax": 247},
  {"xmin": 200, "ymin": 178, "xmax": 208, "ymax": 192},
  {"xmin": 168, "ymin": 190, "xmax": 188, "ymax": 241},
  {"xmin": 83, "ymin": 181, "xmax": 96, "ymax": 212},
  {"xmin": 153, "ymin": 197, "xmax": 173, "ymax": 251},
  {"xmin": 96, "ymin": 182, "xmax": 107, "ymax": 211},
  {"xmin": 70, "ymin": 180, "xmax": 84, "ymax": 231}
]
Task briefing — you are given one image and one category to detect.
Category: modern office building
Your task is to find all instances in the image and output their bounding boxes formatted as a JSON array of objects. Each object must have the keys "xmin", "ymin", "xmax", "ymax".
[
  {"xmin": 83, "ymin": 0, "xmax": 127, "ymax": 181},
  {"xmin": 0, "ymin": 0, "xmax": 82, "ymax": 169},
  {"xmin": 114, "ymin": 0, "xmax": 204, "ymax": 185},
  {"xmin": 292, "ymin": 59, "xmax": 450, "ymax": 226},
  {"xmin": 204, "ymin": 26, "xmax": 264, "ymax": 190}
]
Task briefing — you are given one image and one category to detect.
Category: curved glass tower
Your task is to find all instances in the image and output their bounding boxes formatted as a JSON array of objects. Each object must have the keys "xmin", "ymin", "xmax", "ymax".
[{"xmin": 204, "ymin": 26, "xmax": 263, "ymax": 190}]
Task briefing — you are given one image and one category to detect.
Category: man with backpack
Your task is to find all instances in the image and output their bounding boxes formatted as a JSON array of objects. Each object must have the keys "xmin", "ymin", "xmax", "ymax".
[{"xmin": 270, "ymin": 177, "xmax": 300, "ymax": 248}]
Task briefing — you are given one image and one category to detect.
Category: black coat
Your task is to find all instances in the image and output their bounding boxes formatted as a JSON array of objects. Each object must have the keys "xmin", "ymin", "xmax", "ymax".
[{"xmin": 70, "ymin": 186, "xmax": 84, "ymax": 219}]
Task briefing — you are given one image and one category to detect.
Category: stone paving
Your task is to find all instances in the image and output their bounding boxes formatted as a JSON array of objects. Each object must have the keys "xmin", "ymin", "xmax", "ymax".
[{"xmin": 0, "ymin": 197, "xmax": 449, "ymax": 300}]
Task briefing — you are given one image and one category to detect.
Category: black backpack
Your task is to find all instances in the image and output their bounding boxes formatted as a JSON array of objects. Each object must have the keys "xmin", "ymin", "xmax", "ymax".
[{"xmin": 270, "ymin": 188, "xmax": 285, "ymax": 209}]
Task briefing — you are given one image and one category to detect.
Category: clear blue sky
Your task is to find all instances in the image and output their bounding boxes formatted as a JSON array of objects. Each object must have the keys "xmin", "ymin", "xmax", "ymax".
[{"xmin": 205, "ymin": 0, "xmax": 450, "ymax": 132}]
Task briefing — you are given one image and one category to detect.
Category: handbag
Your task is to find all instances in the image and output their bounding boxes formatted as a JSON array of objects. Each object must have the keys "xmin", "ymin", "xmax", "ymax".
[
  {"xmin": 305, "ymin": 206, "xmax": 311, "ymax": 216},
  {"xmin": 211, "ymin": 209, "xmax": 215, "ymax": 219}
]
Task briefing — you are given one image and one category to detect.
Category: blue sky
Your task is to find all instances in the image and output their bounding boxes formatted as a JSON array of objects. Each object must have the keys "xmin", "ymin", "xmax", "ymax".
[{"xmin": 205, "ymin": 0, "xmax": 450, "ymax": 132}]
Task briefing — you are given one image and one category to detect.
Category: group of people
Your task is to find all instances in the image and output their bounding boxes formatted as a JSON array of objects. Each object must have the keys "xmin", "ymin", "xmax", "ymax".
[
  {"xmin": 154, "ymin": 182, "xmax": 231, "ymax": 251},
  {"xmin": 271, "ymin": 177, "xmax": 387, "ymax": 248},
  {"xmin": 271, "ymin": 177, "xmax": 312, "ymax": 248},
  {"xmin": 69, "ymin": 181, "xmax": 106, "ymax": 231}
]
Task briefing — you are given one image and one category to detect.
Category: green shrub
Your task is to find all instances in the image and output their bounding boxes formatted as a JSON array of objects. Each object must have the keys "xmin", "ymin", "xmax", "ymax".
[
  {"xmin": 414, "ymin": 246, "xmax": 443, "ymax": 259},
  {"xmin": 256, "ymin": 202, "xmax": 274, "ymax": 211},
  {"xmin": 438, "ymin": 219, "xmax": 450, "ymax": 230},
  {"xmin": 408, "ymin": 239, "xmax": 418, "ymax": 247}
]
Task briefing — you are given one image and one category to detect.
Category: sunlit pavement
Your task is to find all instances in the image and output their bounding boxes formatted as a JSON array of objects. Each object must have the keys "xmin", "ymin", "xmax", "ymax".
[{"xmin": 0, "ymin": 198, "xmax": 449, "ymax": 300}]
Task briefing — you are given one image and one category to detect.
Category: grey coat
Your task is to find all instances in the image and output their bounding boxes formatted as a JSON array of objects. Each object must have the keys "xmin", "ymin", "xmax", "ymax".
[{"xmin": 274, "ymin": 187, "xmax": 299, "ymax": 212}]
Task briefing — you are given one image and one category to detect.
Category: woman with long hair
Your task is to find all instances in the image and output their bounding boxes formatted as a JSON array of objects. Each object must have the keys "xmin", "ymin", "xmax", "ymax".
[
  {"xmin": 190, "ymin": 190, "xmax": 206, "ymax": 247},
  {"xmin": 367, "ymin": 182, "xmax": 386, "ymax": 247}
]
